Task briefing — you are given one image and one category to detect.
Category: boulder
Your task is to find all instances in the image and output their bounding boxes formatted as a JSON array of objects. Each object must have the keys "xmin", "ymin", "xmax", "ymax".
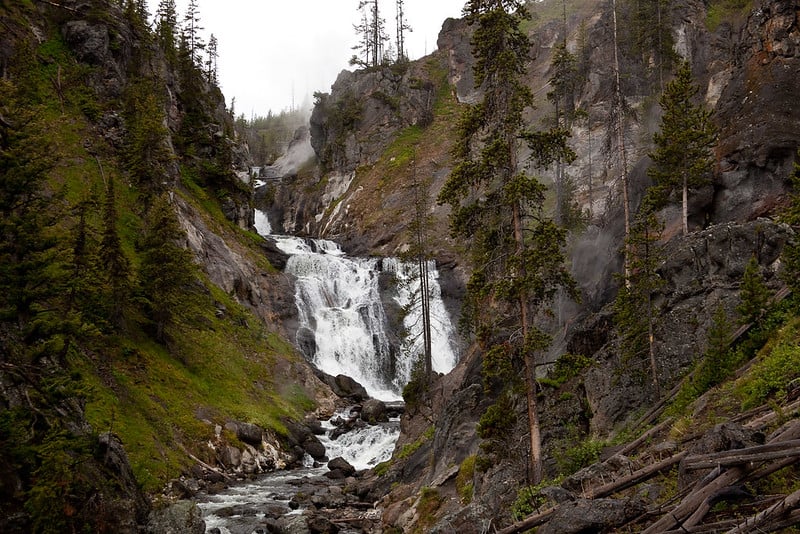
[
  {"xmin": 537, "ymin": 498, "xmax": 646, "ymax": 534},
  {"xmin": 144, "ymin": 501, "xmax": 205, "ymax": 534},
  {"xmin": 327, "ymin": 457, "xmax": 356, "ymax": 477},
  {"xmin": 303, "ymin": 436, "xmax": 327, "ymax": 461},
  {"xmin": 307, "ymin": 514, "xmax": 340, "ymax": 533},
  {"xmin": 360, "ymin": 398, "xmax": 387, "ymax": 423}
]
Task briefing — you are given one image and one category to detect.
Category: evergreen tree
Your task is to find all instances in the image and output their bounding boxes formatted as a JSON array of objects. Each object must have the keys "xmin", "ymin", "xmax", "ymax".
[
  {"xmin": 613, "ymin": 208, "xmax": 665, "ymax": 396},
  {"xmin": 548, "ymin": 42, "xmax": 579, "ymax": 227},
  {"xmin": 625, "ymin": 0, "xmax": 674, "ymax": 89},
  {"xmin": 695, "ymin": 303, "xmax": 733, "ymax": 392},
  {"xmin": 139, "ymin": 193, "xmax": 197, "ymax": 343},
  {"xmin": 182, "ymin": 0, "xmax": 205, "ymax": 68},
  {"xmin": 351, "ymin": 1, "xmax": 388, "ymax": 67},
  {"xmin": 438, "ymin": 0, "xmax": 575, "ymax": 485},
  {"xmin": 0, "ymin": 80, "xmax": 61, "ymax": 326},
  {"xmin": 155, "ymin": 0, "xmax": 179, "ymax": 63},
  {"xmin": 395, "ymin": 0, "xmax": 411, "ymax": 62},
  {"xmin": 737, "ymin": 255, "xmax": 772, "ymax": 327},
  {"xmin": 206, "ymin": 34, "xmax": 219, "ymax": 84},
  {"xmin": 123, "ymin": 81, "xmax": 172, "ymax": 190},
  {"xmin": 99, "ymin": 176, "xmax": 132, "ymax": 331},
  {"xmin": 647, "ymin": 61, "xmax": 717, "ymax": 235},
  {"xmin": 779, "ymin": 151, "xmax": 800, "ymax": 300}
]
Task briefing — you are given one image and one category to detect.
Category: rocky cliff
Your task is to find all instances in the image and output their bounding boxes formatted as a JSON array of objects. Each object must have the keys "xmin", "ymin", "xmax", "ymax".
[{"xmin": 268, "ymin": 0, "xmax": 800, "ymax": 531}]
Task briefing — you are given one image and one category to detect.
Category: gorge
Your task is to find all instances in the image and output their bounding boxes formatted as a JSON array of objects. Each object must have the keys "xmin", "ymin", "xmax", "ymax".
[{"xmin": 2, "ymin": 1, "xmax": 800, "ymax": 533}]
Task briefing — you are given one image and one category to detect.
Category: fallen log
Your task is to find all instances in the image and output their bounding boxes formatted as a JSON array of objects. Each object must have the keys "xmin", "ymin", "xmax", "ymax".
[
  {"xmin": 724, "ymin": 487, "xmax": 800, "ymax": 534},
  {"xmin": 641, "ymin": 420, "xmax": 800, "ymax": 533},
  {"xmin": 618, "ymin": 417, "xmax": 674, "ymax": 457},
  {"xmin": 589, "ymin": 451, "xmax": 688, "ymax": 499},
  {"xmin": 495, "ymin": 507, "xmax": 556, "ymax": 534},
  {"xmin": 682, "ymin": 440, "xmax": 800, "ymax": 471}
]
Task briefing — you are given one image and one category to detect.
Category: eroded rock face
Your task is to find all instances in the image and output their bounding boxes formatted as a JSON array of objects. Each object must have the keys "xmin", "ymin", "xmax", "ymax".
[
  {"xmin": 584, "ymin": 219, "xmax": 791, "ymax": 434},
  {"xmin": 310, "ymin": 66, "xmax": 435, "ymax": 174},
  {"xmin": 712, "ymin": 0, "xmax": 800, "ymax": 223}
]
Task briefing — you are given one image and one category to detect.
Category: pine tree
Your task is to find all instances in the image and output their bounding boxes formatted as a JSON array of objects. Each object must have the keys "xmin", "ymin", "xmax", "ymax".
[
  {"xmin": 737, "ymin": 255, "xmax": 772, "ymax": 327},
  {"xmin": 695, "ymin": 303, "xmax": 733, "ymax": 392},
  {"xmin": 123, "ymin": 81, "xmax": 171, "ymax": 190},
  {"xmin": 613, "ymin": 208, "xmax": 665, "ymax": 397},
  {"xmin": 139, "ymin": 193, "xmax": 197, "ymax": 343},
  {"xmin": 438, "ymin": 0, "xmax": 576, "ymax": 485},
  {"xmin": 155, "ymin": 0, "xmax": 179, "ymax": 63},
  {"xmin": 99, "ymin": 176, "xmax": 132, "ymax": 331},
  {"xmin": 548, "ymin": 42, "xmax": 579, "ymax": 227},
  {"xmin": 647, "ymin": 61, "xmax": 717, "ymax": 235},
  {"xmin": 0, "ymin": 80, "xmax": 61, "ymax": 325},
  {"xmin": 779, "ymin": 151, "xmax": 800, "ymax": 300},
  {"xmin": 395, "ymin": 0, "xmax": 411, "ymax": 62},
  {"xmin": 205, "ymin": 34, "xmax": 219, "ymax": 84},
  {"xmin": 182, "ymin": 0, "xmax": 205, "ymax": 68},
  {"xmin": 352, "ymin": 1, "xmax": 388, "ymax": 68}
]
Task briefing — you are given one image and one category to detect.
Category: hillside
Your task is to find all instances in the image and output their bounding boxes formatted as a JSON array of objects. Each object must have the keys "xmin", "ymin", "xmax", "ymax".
[
  {"xmin": 272, "ymin": 0, "xmax": 800, "ymax": 532},
  {"xmin": 2, "ymin": 0, "xmax": 800, "ymax": 533},
  {"xmin": 0, "ymin": 1, "xmax": 337, "ymax": 532}
]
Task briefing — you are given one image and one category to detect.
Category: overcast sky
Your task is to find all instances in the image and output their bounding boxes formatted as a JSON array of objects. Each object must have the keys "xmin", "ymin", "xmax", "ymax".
[{"xmin": 146, "ymin": 1, "xmax": 466, "ymax": 117}]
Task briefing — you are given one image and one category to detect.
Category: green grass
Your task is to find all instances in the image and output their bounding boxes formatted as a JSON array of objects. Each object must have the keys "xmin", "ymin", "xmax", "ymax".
[
  {"xmin": 78, "ymin": 289, "xmax": 311, "ymax": 491},
  {"xmin": 734, "ymin": 319, "xmax": 800, "ymax": 410},
  {"xmin": 706, "ymin": 0, "xmax": 753, "ymax": 31}
]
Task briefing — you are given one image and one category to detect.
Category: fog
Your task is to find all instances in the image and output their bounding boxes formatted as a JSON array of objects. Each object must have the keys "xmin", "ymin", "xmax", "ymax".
[{"xmin": 145, "ymin": 0, "xmax": 466, "ymax": 117}]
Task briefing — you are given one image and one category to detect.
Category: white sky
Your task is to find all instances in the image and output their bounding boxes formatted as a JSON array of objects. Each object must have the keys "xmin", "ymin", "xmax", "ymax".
[{"xmin": 147, "ymin": 1, "xmax": 466, "ymax": 117}]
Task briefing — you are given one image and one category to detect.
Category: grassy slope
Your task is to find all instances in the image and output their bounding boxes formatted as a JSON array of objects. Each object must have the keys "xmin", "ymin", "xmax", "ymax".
[{"xmin": 13, "ymin": 20, "xmax": 314, "ymax": 493}]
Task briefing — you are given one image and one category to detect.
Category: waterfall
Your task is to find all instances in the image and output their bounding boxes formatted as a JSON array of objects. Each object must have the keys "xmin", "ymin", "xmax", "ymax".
[{"xmin": 256, "ymin": 210, "xmax": 458, "ymax": 400}]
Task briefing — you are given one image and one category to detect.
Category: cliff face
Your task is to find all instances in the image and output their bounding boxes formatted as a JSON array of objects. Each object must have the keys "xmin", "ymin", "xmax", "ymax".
[{"xmin": 281, "ymin": 1, "xmax": 800, "ymax": 531}]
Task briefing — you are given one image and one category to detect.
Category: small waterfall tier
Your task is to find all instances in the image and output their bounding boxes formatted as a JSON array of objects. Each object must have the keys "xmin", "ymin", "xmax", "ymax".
[{"xmin": 255, "ymin": 210, "xmax": 459, "ymax": 400}]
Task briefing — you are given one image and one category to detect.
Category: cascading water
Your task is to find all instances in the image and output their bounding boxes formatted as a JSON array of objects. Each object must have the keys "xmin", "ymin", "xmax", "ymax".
[
  {"xmin": 196, "ymin": 210, "xmax": 460, "ymax": 532},
  {"xmin": 262, "ymin": 210, "xmax": 458, "ymax": 400}
]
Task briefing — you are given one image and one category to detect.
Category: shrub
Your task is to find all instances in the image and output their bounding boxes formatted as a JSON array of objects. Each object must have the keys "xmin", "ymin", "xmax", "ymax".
[
  {"xmin": 456, "ymin": 455, "xmax": 476, "ymax": 504},
  {"xmin": 555, "ymin": 438, "xmax": 605, "ymax": 475}
]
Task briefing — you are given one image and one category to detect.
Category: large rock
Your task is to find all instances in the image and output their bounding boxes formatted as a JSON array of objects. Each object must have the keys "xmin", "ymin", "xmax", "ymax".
[
  {"xmin": 144, "ymin": 501, "xmax": 205, "ymax": 534},
  {"xmin": 327, "ymin": 457, "xmax": 356, "ymax": 477},
  {"xmin": 62, "ymin": 20, "xmax": 109, "ymax": 65},
  {"xmin": 234, "ymin": 422, "xmax": 264, "ymax": 446},
  {"xmin": 536, "ymin": 498, "xmax": 646, "ymax": 534},
  {"xmin": 360, "ymin": 398, "xmax": 387, "ymax": 423}
]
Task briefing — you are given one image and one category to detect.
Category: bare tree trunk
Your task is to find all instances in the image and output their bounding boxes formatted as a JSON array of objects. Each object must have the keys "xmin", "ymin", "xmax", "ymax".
[
  {"xmin": 682, "ymin": 173, "xmax": 689, "ymax": 235},
  {"xmin": 611, "ymin": 0, "xmax": 631, "ymax": 284},
  {"xmin": 645, "ymin": 225, "xmax": 661, "ymax": 398},
  {"xmin": 513, "ymin": 195, "xmax": 541, "ymax": 484}
]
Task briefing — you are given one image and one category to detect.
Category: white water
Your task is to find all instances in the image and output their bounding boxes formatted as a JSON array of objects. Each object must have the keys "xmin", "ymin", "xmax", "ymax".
[
  {"xmin": 198, "ymin": 210, "xmax": 459, "ymax": 531},
  {"xmin": 255, "ymin": 209, "xmax": 459, "ymax": 401},
  {"xmin": 319, "ymin": 412, "xmax": 399, "ymax": 471}
]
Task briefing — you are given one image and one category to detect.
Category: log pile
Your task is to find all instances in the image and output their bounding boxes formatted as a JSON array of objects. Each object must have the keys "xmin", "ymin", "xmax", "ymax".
[{"xmin": 499, "ymin": 414, "xmax": 800, "ymax": 534}]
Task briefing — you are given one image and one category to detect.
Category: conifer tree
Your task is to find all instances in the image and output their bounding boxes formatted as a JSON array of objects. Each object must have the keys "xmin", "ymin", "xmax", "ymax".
[
  {"xmin": 351, "ymin": 1, "xmax": 388, "ymax": 67},
  {"xmin": 613, "ymin": 208, "xmax": 665, "ymax": 397},
  {"xmin": 737, "ymin": 255, "xmax": 772, "ymax": 327},
  {"xmin": 123, "ymin": 81, "xmax": 171, "ymax": 190},
  {"xmin": 647, "ymin": 61, "xmax": 717, "ymax": 235},
  {"xmin": 438, "ymin": 0, "xmax": 575, "ymax": 485},
  {"xmin": 206, "ymin": 34, "xmax": 219, "ymax": 84},
  {"xmin": 395, "ymin": 0, "xmax": 411, "ymax": 62},
  {"xmin": 139, "ymin": 193, "xmax": 197, "ymax": 343},
  {"xmin": 183, "ymin": 0, "xmax": 205, "ymax": 68},
  {"xmin": 0, "ymin": 80, "xmax": 61, "ymax": 326},
  {"xmin": 155, "ymin": 0, "xmax": 179, "ymax": 63},
  {"xmin": 99, "ymin": 176, "xmax": 132, "ymax": 331},
  {"xmin": 779, "ymin": 151, "xmax": 800, "ymax": 299}
]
